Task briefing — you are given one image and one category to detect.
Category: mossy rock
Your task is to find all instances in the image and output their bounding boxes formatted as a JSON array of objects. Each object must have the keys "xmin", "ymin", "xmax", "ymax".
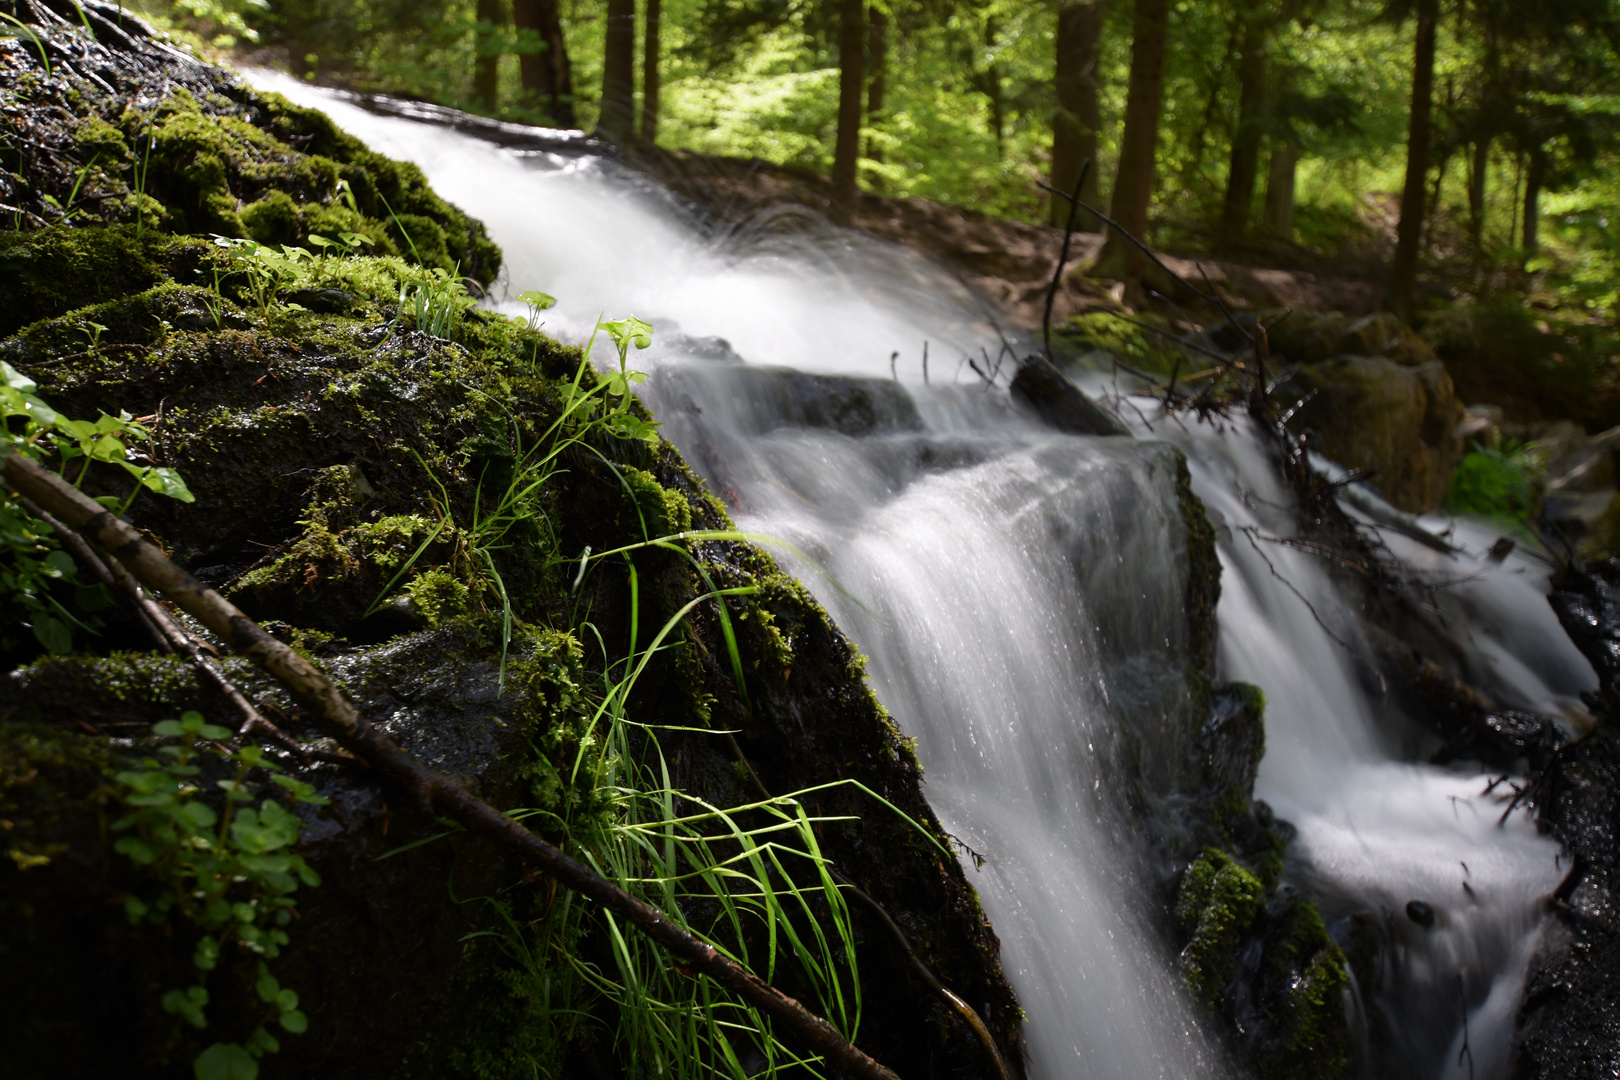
[{"xmin": 0, "ymin": 20, "xmax": 499, "ymax": 291}]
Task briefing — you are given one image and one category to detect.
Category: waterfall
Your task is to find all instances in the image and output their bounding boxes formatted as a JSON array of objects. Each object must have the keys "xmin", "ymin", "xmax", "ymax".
[{"xmin": 249, "ymin": 72, "xmax": 1595, "ymax": 1080}]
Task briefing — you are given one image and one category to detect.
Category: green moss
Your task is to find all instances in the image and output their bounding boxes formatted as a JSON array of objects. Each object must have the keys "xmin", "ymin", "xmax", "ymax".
[
  {"xmin": 1054, "ymin": 311, "xmax": 1185, "ymax": 375},
  {"xmin": 5, "ymin": 653, "xmax": 202, "ymax": 722},
  {"xmin": 404, "ymin": 569, "xmax": 471, "ymax": 627},
  {"xmin": 73, "ymin": 117, "xmax": 130, "ymax": 161},
  {"xmin": 0, "ymin": 227, "xmax": 219, "ymax": 337},
  {"xmin": 1174, "ymin": 847, "xmax": 1267, "ymax": 1001},
  {"xmin": 241, "ymin": 190, "xmax": 301, "ymax": 245},
  {"xmin": 1254, "ymin": 897, "xmax": 1354, "ymax": 1080}
]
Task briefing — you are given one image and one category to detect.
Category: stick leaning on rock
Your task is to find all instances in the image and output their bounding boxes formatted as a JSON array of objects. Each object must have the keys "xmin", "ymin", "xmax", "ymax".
[{"xmin": 0, "ymin": 448, "xmax": 903, "ymax": 1080}]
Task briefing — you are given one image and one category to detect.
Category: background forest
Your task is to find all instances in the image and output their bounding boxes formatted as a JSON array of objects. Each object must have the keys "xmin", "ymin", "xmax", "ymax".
[{"xmin": 128, "ymin": 0, "xmax": 1620, "ymax": 425}]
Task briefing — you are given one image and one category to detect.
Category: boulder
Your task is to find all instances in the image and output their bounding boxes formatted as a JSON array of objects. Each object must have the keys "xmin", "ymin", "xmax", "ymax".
[{"xmin": 1282, "ymin": 356, "xmax": 1466, "ymax": 513}]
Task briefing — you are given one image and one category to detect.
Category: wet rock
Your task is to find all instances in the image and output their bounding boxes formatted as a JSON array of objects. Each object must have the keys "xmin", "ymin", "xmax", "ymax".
[
  {"xmin": 1513, "ymin": 564, "xmax": 1620, "ymax": 1079},
  {"xmin": 1405, "ymin": 900, "xmax": 1435, "ymax": 928},
  {"xmin": 1281, "ymin": 355, "xmax": 1465, "ymax": 513},
  {"xmin": 1544, "ymin": 491, "xmax": 1620, "ymax": 563},
  {"xmin": 1009, "ymin": 358, "xmax": 1128, "ymax": 436}
]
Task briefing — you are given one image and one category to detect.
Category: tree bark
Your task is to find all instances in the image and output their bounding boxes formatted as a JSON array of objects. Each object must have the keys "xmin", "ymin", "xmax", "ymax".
[
  {"xmin": 1219, "ymin": 11, "xmax": 1269, "ymax": 245},
  {"xmin": 1468, "ymin": 137, "xmax": 1488, "ymax": 245},
  {"xmin": 474, "ymin": 0, "xmax": 506, "ymax": 112},
  {"xmin": 1096, "ymin": 0, "xmax": 1170, "ymax": 279},
  {"xmin": 640, "ymin": 0, "xmax": 661, "ymax": 143},
  {"xmin": 1264, "ymin": 140, "xmax": 1298, "ymax": 239},
  {"xmin": 1522, "ymin": 149, "xmax": 1545, "ymax": 256},
  {"xmin": 1385, "ymin": 0, "xmax": 1438, "ymax": 321},
  {"xmin": 1050, "ymin": 0, "xmax": 1102, "ymax": 229},
  {"xmin": 866, "ymin": 4, "xmax": 887, "ymax": 164},
  {"xmin": 831, "ymin": 0, "xmax": 865, "ymax": 224},
  {"xmin": 599, "ymin": 0, "xmax": 636, "ymax": 142},
  {"xmin": 513, "ymin": 0, "xmax": 576, "ymax": 128}
]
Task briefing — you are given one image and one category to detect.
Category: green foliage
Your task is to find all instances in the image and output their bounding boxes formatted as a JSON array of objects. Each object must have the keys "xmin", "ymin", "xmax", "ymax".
[
  {"xmin": 113, "ymin": 711, "xmax": 330, "ymax": 1079},
  {"xmin": 1, "ymin": 361, "xmax": 193, "ymax": 657},
  {"xmin": 1444, "ymin": 439, "xmax": 1544, "ymax": 521}
]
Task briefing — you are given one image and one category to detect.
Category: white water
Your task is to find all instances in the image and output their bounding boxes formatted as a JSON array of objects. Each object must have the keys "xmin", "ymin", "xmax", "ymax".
[{"xmin": 250, "ymin": 72, "xmax": 1596, "ymax": 1079}]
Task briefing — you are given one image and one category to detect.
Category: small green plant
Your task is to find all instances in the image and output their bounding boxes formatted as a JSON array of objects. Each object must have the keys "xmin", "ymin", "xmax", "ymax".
[
  {"xmin": 515, "ymin": 289, "xmax": 556, "ymax": 332},
  {"xmin": 211, "ymin": 237, "xmax": 315, "ymax": 320},
  {"xmin": 114, "ymin": 710, "xmax": 328, "ymax": 1080},
  {"xmin": 2, "ymin": 361, "xmax": 194, "ymax": 653},
  {"xmin": 397, "ymin": 266, "xmax": 472, "ymax": 339},
  {"xmin": 1444, "ymin": 438, "xmax": 1545, "ymax": 522}
]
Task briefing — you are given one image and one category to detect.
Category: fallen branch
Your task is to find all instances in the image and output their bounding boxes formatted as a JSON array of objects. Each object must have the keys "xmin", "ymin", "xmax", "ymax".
[
  {"xmin": 25, "ymin": 496, "xmax": 306, "ymax": 757},
  {"xmin": 0, "ymin": 448, "xmax": 901, "ymax": 1080}
]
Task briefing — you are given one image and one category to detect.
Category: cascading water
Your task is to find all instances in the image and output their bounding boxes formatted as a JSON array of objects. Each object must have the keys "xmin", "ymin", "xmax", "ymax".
[{"xmin": 250, "ymin": 72, "xmax": 1597, "ymax": 1079}]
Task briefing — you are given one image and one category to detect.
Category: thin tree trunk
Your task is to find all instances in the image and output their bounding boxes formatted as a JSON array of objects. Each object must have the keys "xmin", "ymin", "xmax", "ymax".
[
  {"xmin": 640, "ymin": 0, "xmax": 661, "ymax": 143},
  {"xmin": 866, "ymin": 5, "xmax": 887, "ymax": 164},
  {"xmin": 1385, "ymin": 0, "xmax": 1438, "ymax": 320},
  {"xmin": 1522, "ymin": 149, "xmax": 1544, "ymax": 256},
  {"xmin": 474, "ymin": 0, "xmax": 505, "ymax": 112},
  {"xmin": 831, "ymin": 0, "xmax": 865, "ymax": 224},
  {"xmin": 1096, "ymin": 0, "xmax": 1171, "ymax": 278},
  {"xmin": 984, "ymin": 15, "xmax": 1005, "ymax": 154},
  {"xmin": 1263, "ymin": 140, "xmax": 1297, "ymax": 239},
  {"xmin": 1468, "ymin": 137, "xmax": 1488, "ymax": 245},
  {"xmin": 599, "ymin": 0, "xmax": 636, "ymax": 142},
  {"xmin": 1219, "ymin": 12, "xmax": 1269, "ymax": 245},
  {"xmin": 513, "ymin": 0, "xmax": 577, "ymax": 128},
  {"xmin": 1051, "ymin": 0, "xmax": 1102, "ymax": 229}
]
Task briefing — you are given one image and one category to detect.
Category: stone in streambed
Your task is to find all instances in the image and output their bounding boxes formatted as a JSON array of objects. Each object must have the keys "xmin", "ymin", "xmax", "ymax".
[{"xmin": 1010, "ymin": 358, "xmax": 1128, "ymax": 436}]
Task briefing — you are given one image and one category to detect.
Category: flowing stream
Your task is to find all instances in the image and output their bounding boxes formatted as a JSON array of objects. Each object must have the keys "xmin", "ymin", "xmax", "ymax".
[{"xmin": 250, "ymin": 73, "xmax": 1597, "ymax": 1080}]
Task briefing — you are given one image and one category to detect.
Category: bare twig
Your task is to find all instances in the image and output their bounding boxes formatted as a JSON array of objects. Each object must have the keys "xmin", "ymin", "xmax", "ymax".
[
  {"xmin": 1043, "ymin": 158, "xmax": 1092, "ymax": 362},
  {"xmin": 0, "ymin": 448, "xmax": 902, "ymax": 1080}
]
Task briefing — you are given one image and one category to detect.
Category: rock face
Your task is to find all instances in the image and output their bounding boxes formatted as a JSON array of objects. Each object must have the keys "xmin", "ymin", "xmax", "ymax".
[
  {"xmin": 0, "ymin": 12, "xmax": 1023, "ymax": 1079},
  {"xmin": 1513, "ymin": 561, "xmax": 1620, "ymax": 1078},
  {"xmin": 1282, "ymin": 355, "xmax": 1466, "ymax": 513}
]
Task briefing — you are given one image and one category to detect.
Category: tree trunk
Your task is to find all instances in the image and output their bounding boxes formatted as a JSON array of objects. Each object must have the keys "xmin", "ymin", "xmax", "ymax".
[
  {"xmin": 1522, "ymin": 149, "xmax": 1545, "ymax": 256},
  {"xmin": 831, "ymin": 0, "xmax": 865, "ymax": 224},
  {"xmin": 599, "ymin": 0, "xmax": 636, "ymax": 142},
  {"xmin": 1263, "ymin": 141, "xmax": 1298, "ymax": 239},
  {"xmin": 1218, "ymin": 12, "xmax": 1268, "ymax": 245},
  {"xmin": 866, "ymin": 5, "xmax": 887, "ymax": 164},
  {"xmin": 1385, "ymin": 0, "xmax": 1438, "ymax": 321},
  {"xmin": 513, "ymin": 0, "xmax": 576, "ymax": 128},
  {"xmin": 640, "ymin": 0, "xmax": 661, "ymax": 143},
  {"xmin": 1050, "ymin": 0, "xmax": 1102, "ymax": 229},
  {"xmin": 1468, "ymin": 137, "xmax": 1488, "ymax": 245},
  {"xmin": 1096, "ymin": 0, "xmax": 1171, "ymax": 278},
  {"xmin": 984, "ymin": 15, "xmax": 1005, "ymax": 154},
  {"xmin": 474, "ymin": 0, "xmax": 505, "ymax": 112}
]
